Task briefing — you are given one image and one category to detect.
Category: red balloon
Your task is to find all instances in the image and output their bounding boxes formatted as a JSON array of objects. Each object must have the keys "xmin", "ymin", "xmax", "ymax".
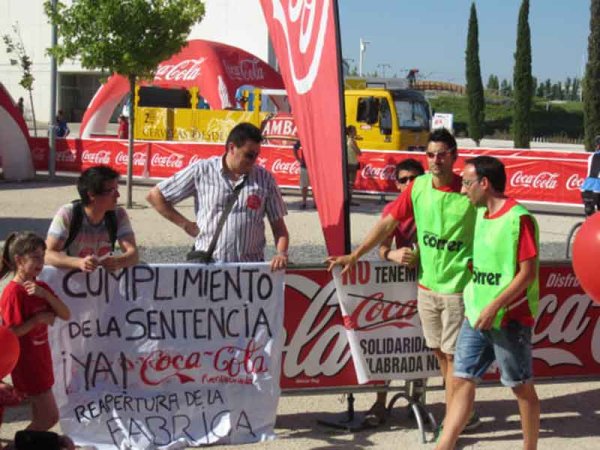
[
  {"xmin": 0, "ymin": 326, "xmax": 20, "ymax": 379},
  {"xmin": 573, "ymin": 212, "xmax": 600, "ymax": 304}
]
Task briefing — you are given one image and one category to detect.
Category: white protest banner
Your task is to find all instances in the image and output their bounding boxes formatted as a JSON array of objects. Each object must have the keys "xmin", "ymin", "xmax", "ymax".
[
  {"xmin": 40, "ymin": 263, "xmax": 285, "ymax": 449},
  {"xmin": 331, "ymin": 261, "xmax": 440, "ymax": 384}
]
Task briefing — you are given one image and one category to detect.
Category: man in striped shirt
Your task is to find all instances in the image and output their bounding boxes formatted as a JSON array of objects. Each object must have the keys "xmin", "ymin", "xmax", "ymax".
[{"xmin": 146, "ymin": 122, "xmax": 289, "ymax": 270}]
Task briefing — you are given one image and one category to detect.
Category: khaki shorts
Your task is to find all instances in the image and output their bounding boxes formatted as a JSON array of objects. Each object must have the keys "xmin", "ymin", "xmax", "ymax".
[{"xmin": 417, "ymin": 287, "xmax": 465, "ymax": 355}]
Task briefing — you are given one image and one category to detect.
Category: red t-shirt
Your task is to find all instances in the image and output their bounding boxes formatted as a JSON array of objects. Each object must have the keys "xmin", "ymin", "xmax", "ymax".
[
  {"xmin": 0, "ymin": 280, "xmax": 56, "ymax": 395},
  {"xmin": 382, "ymin": 201, "xmax": 416, "ymax": 248},
  {"xmin": 484, "ymin": 198, "xmax": 538, "ymax": 327}
]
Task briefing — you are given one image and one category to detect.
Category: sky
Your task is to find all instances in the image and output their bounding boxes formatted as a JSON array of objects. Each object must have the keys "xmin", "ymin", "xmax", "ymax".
[{"xmin": 338, "ymin": 0, "xmax": 590, "ymax": 85}]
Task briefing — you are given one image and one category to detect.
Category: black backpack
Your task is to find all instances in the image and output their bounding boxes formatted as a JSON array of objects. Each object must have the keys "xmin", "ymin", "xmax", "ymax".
[{"xmin": 63, "ymin": 200, "xmax": 118, "ymax": 255}]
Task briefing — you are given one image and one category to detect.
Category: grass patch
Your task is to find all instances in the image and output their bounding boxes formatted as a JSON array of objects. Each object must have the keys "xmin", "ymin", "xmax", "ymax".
[{"xmin": 429, "ymin": 95, "xmax": 583, "ymax": 142}]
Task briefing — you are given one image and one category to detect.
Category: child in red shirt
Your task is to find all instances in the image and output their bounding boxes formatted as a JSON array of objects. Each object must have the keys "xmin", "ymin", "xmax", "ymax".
[{"xmin": 0, "ymin": 231, "xmax": 70, "ymax": 431}]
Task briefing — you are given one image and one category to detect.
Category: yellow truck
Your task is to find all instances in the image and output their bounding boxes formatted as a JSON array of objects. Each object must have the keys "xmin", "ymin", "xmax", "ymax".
[{"xmin": 133, "ymin": 78, "xmax": 431, "ymax": 151}]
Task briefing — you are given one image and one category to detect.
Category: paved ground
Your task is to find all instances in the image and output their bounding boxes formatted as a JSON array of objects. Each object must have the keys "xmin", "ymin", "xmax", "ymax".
[{"xmin": 0, "ymin": 177, "xmax": 596, "ymax": 449}]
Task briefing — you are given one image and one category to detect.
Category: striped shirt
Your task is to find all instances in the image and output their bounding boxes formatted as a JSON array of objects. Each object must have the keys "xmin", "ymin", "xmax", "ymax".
[{"xmin": 158, "ymin": 155, "xmax": 287, "ymax": 262}]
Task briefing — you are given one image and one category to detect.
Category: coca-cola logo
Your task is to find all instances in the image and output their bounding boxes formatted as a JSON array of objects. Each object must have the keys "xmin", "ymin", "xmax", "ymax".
[
  {"xmin": 139, "ymin": 350, "xmax": 199, "ymax": 386},
  {"xmin": 510, "ymin": 170, "xmax": 559, "ymax": 190},
  {"xmin": 271, "ymin": 158, "xmax": 300, "ymax": 175},
  {"xmin": 532, "ymin": 293, "xmax": 600, "ymax": 367},
  {"xmin": 223, "ymin": 58, "xmax": 265, "ymax": 81},
  {"xmin": 82, "ymin": 150, "xmax": 111, "ymax": 165},
  {"xmin": 269, "ymin": 0, "xmax": 330, "ymax": 94},
  {"xmin": 283, "ymin": 277, "xmax": 350, "ymax": 378},
  {"xmin": 115, "ymin": 152, "xmax": 146, "ymax": 167},
  {"xmin": 56, "ymin": 150, "xmax": 77, "ymax": 163},
  {"xmin": 361, "ymin": 163, "xmax": 396, "ymax": 181},
  {"xmin": 151, "ymin": 153, "xmax": 184, "ymax": 169},
  {"xmin": 345, "ymin": 293, "xmax": 418, "ymax": 331},
  {"xmin": 566, "ymin": 173, "xmax": 584, "ymax": 191},
  {"xmin": 154, "ymin": 57, "xmax": 206, "ymax": 82}
]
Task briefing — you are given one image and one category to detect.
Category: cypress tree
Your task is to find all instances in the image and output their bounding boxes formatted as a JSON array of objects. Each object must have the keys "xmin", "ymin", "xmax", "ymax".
[
  {"xmin": 584, "ymin": 0, "xmax": 600, "ymax": 151},
  {"xmin": 512, "ymin": 0, "xmax": 533, "ymax": 148},
  {"xmin": 465, "ymin": 3, "xmax": 485, "ymax": 146}
]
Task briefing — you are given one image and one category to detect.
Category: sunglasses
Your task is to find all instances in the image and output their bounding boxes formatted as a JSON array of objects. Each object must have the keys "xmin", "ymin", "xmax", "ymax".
[
  {"xmin": 243, "ymin": 152, "xmax": 259, "ymax": 160},
  {"xmin": 425, "ymin": 148, "xmax": 454, "ymax": 159},
  {"xmin": 397, "ymin": 175, "xmax": 417, "ymax": 184}
]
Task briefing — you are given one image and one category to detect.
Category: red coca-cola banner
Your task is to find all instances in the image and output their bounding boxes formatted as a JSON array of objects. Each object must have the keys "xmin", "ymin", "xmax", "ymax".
[
  {"xmin": 30, "ymin": 137, "xmax": 589, "ymax": 207},
  {"xmin": 259, "ymin": 0, "xmax": 349, "ymax": 256},
  {"xmin": 281, "ymin": 262, "xmax": 600, "ymax": 389}
]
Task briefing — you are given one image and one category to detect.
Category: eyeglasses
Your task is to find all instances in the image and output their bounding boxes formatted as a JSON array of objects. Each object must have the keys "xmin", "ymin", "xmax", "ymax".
[
  {"xmin": 425, "ymin": 148, "xmax": 454, "ymax": 159},
  {"xmin": 397, "ymin": 175, "xmax": 417, "ymax": 184},
  {"xmin": 243, "ymin": 152, "xmax": 259, "ymax": 161},
  {"xmin": 99, "ymin": 187, "xmax": 119, "ymax": 195},
  {"xmin": 461, "ymin": 178, "xmax": 480, "ymax": 188}
]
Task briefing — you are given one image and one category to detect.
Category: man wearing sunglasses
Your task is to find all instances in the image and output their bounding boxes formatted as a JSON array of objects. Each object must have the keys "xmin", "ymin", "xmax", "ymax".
[
  {"xmin": 436, "ymin": 156, "xmax": 539, "ymax": 450},
  {"xmin": 46, "ymin": 165, "xmax": 139, "ymax": 272},
  {"xmin": 147, "ymin": 122, "xmax": 289, "ymax": 271},
  {"xmin": 328, "ymin": 128, "xmax": 477, "ymax": 430}
]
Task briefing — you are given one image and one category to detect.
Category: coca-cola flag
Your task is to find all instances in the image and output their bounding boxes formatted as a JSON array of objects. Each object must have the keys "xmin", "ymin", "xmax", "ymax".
[
  {"xmin": 259, "ymin": 0, "xmax": 349, "ymax": 255},
  {"xmin": 40, "ymin": 264, "xmax": 285, "ymax": 449}
]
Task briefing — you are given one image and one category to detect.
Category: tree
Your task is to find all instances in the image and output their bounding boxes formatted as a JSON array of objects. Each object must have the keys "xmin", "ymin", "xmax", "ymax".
[
  {"xmin": 536, "ymin": 80, "xmax": 545, "ymax": 98},
  {"xmin": 512, "ymin": 0, "xmax": 533, "ymax": 148},
  {"xmin": 3, "ymin": 23, "xmax": 37, "ymax": 136},
  {"xmin": 500, "ymin": 79, "xmax": 513, "ymax": 97},
  {"xmin": 465, "ymin": 3, "xmax": 485, "ymax": 146},
  {"xmin": 572, "ymin": 77, "xmax": 581, "ymax": 101},
  {"xmin": 44, "ymin": 0, "xmax": 205, "ymax": 207},
  {"xmin": 584, "ymin": 0, "xmax": 600, "ymax": 150},
  {"xmin": 486, "ymin": 74, "xmax": 499, "ymax": 92}
]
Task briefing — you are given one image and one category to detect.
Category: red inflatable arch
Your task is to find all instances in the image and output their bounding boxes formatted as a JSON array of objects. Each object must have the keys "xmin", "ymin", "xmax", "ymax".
[
  {"xmin": 0, "ymin": 83, "xmax": 34, "ymax": 180},
  {"xmin": 80, "ymin": 39, "xmax": 285, "ymax": 138}
]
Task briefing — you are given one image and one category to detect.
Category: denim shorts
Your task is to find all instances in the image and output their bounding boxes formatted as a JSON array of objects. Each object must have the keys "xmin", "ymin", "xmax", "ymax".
[{"xmin": 453, "ymin": 319, "xmax": 533, "ymax": 387}]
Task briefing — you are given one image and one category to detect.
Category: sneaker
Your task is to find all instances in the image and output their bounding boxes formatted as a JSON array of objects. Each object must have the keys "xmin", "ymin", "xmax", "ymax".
[{"xmin": 462, "ymin": 412, "xmax": 482, "ymax": 432}]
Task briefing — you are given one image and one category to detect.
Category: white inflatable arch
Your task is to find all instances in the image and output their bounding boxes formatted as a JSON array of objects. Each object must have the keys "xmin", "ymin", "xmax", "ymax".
[{"xmin": 0, "ymin": 84, "xmax": 34, "ymax": 180}]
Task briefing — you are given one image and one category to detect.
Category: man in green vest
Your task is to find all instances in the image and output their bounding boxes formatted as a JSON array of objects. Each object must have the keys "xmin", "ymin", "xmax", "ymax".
[
  {"xmin": 435, "ymin": 156, "xmax": 540, "ymax": 450},
  {"xmin": 328, "ymin": 128, "xmax": 478, "ymax": 429}
]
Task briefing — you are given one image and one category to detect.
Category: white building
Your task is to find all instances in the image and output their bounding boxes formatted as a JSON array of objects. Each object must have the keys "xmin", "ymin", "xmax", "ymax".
[{"xmin": 0, "ymin": 0, "xmax": 270, "ymax": 124}]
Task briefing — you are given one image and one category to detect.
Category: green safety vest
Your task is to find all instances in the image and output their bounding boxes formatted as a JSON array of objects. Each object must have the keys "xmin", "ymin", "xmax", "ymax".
[
  {"xmin": 464, "ymin": 203, "xmax": 539, "ymax": 329},
  {"xmin": 411, "ymin": 174, "xmax": 476, "ymax": 293}
]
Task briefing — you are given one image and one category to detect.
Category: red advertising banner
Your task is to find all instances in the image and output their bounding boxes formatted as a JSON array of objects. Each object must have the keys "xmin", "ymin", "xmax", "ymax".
[
  {"xmin": 281, "ymin": 262, "xmax": 600, "ymax": 390},
  {"xmin": 259, "ymin": 0, "xmax": 349, "ymax": 256},
  {"xmin": 30, "ymin": 137, "xmax": 589, "ymax": 207}
]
